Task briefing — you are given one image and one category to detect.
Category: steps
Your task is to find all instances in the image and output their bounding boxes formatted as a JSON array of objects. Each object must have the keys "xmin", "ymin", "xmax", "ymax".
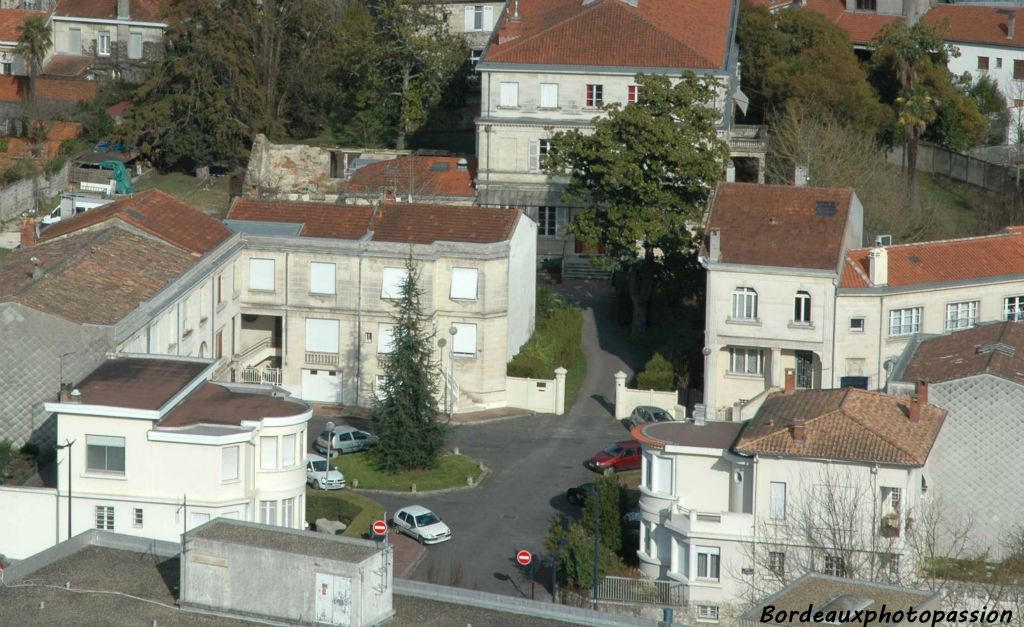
[{"xmin": 563, "ymin": 257, "xmax": 612, "ymax": 280}]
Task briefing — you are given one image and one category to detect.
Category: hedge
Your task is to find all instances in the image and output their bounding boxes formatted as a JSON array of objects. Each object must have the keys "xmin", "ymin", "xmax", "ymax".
[
  {"xmin": 506, "ymin": 286, "xmax": 583, "ymax": 380},
  {"xmin": 635, "ymin": 353, "xmax": 676, "ymax": 391}
]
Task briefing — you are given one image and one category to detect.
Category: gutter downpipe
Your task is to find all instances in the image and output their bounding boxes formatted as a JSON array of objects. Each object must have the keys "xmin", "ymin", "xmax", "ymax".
[
  {"xmin": 877, "ymin": 292, "xmax": 885, "ymax": 389},
  {"xmin": 355, "ymin": 250, "xmax": 364, "ymax": 406}
]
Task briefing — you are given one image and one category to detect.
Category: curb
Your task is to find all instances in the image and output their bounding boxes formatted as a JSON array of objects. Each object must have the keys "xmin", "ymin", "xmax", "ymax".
[
  {"xmin": 448, "ymin": 411, "xmax": 537, "ymax": 427},
  {"xmin": 397, "ymin": 542, "xmax": 430, "ymax": 578},
  {"xmin": 350, "ymin": 465, "xmax": 492, "ymax": 496}
]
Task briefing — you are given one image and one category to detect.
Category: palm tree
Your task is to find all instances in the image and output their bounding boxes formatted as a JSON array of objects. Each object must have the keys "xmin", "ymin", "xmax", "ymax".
[{"xmin": 17, "ymin": 16, "xmax": 53, "ymax": 114}]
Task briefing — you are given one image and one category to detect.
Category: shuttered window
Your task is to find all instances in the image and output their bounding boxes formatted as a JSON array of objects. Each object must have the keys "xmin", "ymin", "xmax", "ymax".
[
  {"xmin": 381, "ymin": 267, "xmax": 408, "ymax": 299},
  {"xmin": 249, "ymin": 258, "xmax": 275, "ymax": 291},
  {"xmin": 377, "ymin": 323, "xmax": 395, "ymax": 354},
  {"xmin": 452, "ymin": 323, "xmax": 477, "ymax": 356},
  {"xmin": 450, "ymin": 268, "xmax": 479, "ymax": 300},
  {"xmin": 305, "ymin": 318, "xmax": 340, "ymax": 353},
  {"xmin": 309, "ymin": 262, "xmax": 336, "ymax": 295}
]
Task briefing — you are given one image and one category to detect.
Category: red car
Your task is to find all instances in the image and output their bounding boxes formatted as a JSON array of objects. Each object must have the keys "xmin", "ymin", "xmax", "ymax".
[{"xmin": 586, "ymin": 440, "xmax": 642, "ymax": 474}]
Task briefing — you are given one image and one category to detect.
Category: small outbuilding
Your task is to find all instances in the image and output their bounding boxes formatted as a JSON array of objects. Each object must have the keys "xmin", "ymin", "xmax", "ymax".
[{"xmin": 183, "ymin": 518, "xmax": 394, "ymax": 626}]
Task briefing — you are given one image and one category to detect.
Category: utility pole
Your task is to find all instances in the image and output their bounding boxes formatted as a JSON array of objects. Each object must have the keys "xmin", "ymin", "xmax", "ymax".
[
  {"xmin": 592, "ymin": 481, "xmax": 601, "ymax": 609},
  {"xmin": 56, "ymin": 439, "xmax": 74, "ymax": 541},
  {"xmin": 177, "ymin": 496, "xmax": 188, "ymax": 604}
]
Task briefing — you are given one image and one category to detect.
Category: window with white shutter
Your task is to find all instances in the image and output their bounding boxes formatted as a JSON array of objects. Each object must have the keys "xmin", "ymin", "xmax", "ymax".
[
  {"xmin": 450, "ymin": 268, "xmax": 479, "ymax": 300},
  {"xmin": 652, "ymin": 455, "xmax": 674, "ymax": 495},
  {"xmin": 282, "ymin": 434, "xmax": 296, "ymax": 468},
  {"xmin": 377, "ymin": 323, "xmax": 395, "ymax": 354},
  {"xmin": 500, "ymin": 82, "xmax": 519, "ymax": 108},
  {"xmin": 249, "ymin": 258, "xmax": 275, "ymax": 291},
  {"xmin": 452, "ymin": 323, "xmax": 477, "ymax": 356},
  {"xmin": 221, "ymin": 446, "xmax": 239, "ymax": 482},
  {"xmin": 528, "ymin": 139, "xmax": 539, "ymax": 172},
  {"xmin": 305, "ymin": 318, "xmax": 340, "ymax": 353},
  {"xmin": 464, "ymin": 5, "xmax": 475, "ymax": 30},
  {"xmin": 483, "ymin": 5, "xmax": 493, "ymax": 29},
  {"xmin": 309, "ymin": 262, "xmax": 336, "ymax": 295},
  {"xmin": 260, "ymin": 437, "xmax": 277, "ymax": 470},
  {"xmin": 381, "ymin": 267, "xmax": 408, "ymax": 299},
  {"xmin": 540, "ymin": 83, "xmax": 558, "ymax": 108}
]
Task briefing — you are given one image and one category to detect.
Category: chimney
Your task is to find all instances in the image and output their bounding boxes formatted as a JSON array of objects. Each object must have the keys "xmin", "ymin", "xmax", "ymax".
[
  {"xmin": 784, "ymin": 368, "xmax": 796, "ymax": 394},
  {"xmin": 791, "ymin": 421, "xmax": 806, "ymax": 441},
  {"xmin": 916, "ymin": 379, "xmax": 929, "ymax": 406},
  {"xmin": 59, "ymin": 383, "xmax": 72, "ymax": 402},
  {"xmin": 20, "ymin": 216, "xmax": 37, "ymax": 247},
  {"xmin": 498, "ymin": 3, "xmax": 523, "ymax": 43},
  {"xmin": 117, "ymin": 0, "xmax": 130, "ymax": 20},
  {"xmin": 794, "ymin": 165, "xmax": 809, "ymax": 187},
  {"xmin": 29, "ymin": 256, "xmax": 42, "ymax": 280},
  {"xmin": 708, "ymin": 228, "xmax": 721, "ymax": 263},
  {"xmin": 693, "ymin": 403, "xmax": 706, "ymax": 426},
  {"xmin": 908, "ymin": 395, "xmax": 921, "ymax": 422},
  {"xmin": 869, "ymin": 247, "xmax": 888, "ymax": 287},
  {"xmin": 1000, "ymin": 9, "xmax": 1016, "ymax": 39}
]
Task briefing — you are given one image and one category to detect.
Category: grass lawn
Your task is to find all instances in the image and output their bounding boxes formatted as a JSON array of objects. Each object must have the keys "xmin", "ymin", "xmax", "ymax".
[
  {"xmin": 331, "ymin": 451, "xmax": 483, "ymax": 492},
  {"xmin": 306, "ymin": 488, "xmax": 386, "ymax": 539},
  {"xmin": 134, "ymin": 170, "xmax": 233, "ymax": 217},
  {"xmin": 564, "ymin": 349, "xmax": 587, "ymax": 412}
]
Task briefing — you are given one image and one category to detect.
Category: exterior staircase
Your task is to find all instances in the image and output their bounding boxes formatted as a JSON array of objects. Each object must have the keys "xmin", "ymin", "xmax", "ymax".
[{"xmin": 562, "ymin": 256, "xmax": 611, "ymax": 280}]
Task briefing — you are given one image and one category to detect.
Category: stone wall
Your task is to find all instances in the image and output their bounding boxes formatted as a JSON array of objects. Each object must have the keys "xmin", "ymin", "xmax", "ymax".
[{"xmin": 0, "ymin": 160, "xmax": 70, "ymax": 223}]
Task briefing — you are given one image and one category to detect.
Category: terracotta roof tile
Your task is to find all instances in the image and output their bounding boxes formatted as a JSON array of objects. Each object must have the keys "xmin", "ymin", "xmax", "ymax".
[
  {"xmin": 54, "ymin": 0, "xmax": 167, "ymax": 22},
  {"xmin": 0, "ymin": 226, "xmax": 197, "ymax": 325},
  {"xmin": 40, "ymin": 189, "xmax": 232, "ymax": 256},
  {"xmin": 802, "ymin": 0, "xmax": 901, "ymax": 45},
  {"xmin": 705, "ymin": 182, "xmax": 854, "ymax": 270},
  {"xmin": 840, "ymin": 228, "xmax": 1024, "ymax": 289},
  {"xmin": 43, "ymin": 54, "xmax": 95, "ymax": 78},
  {"xmin": 160, "ymin": 382, "xmax": 308, "ymax": 428},
  {"xmin": 735, "ymin": 388, "xmax": 946, "ymax": 466},
  {"xmin": 0, "ymin": 9, "xmax": 46, "ymax": 42},
  {"xmin": 900, "ymin": 322, "xmax": 1024, "ymax": 385},
  {"xmin": 347, "ymin": 156, "xmax": 476, "ymax": 199},
  {"xmin": 228, "ymin": 199, "xmax": 520, "ymax": 245},
  {"xmin": 923, "ymin": 5, "xmax": 1024, "ymax": 48},
  {"xmin": 483, "ymin": 0, "xmax": 733, "ymax": 69}
]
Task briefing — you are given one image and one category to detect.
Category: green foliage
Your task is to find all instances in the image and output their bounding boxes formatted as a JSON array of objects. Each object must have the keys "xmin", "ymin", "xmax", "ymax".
[
  {"xmin": 2, "ymin": 160, "xmax": 37, "ymax": 186},
  {"xmin": 0, "ymin": 138, "xmax": 7, "ymax": 152},
  {"xmin": 17, "ymin": 15, "xmax": 51, "ymax": 110},
  {"xmin": 305, "ymin": 489, "xmax": 386, "ymax": 538},
  {"xmin": 507, "ymin": 287, "xmax": 583, "ymax": 379},
  {"xmin": 371, "ymin": 257, "xmax": 447, "ymax": 471},
  {"xmin": 306, "ymin": 492, "xmax": 363, "ymax": 526},
  {"xmin": 737, "ymin": 3, "xmax": 891, "ymax": 132},
  {"xmin": 545, "ymin": 515, "xmax": 630, "ymax": 590},
  {"xmin": 0, "ymin": 439, "xmax": 11, "ymax": 474},
  {"xmin": 540, "ymin": 257, "xmax": 563, "ymax": 275},
  {"xmin": 635, "ymin": 353, "xmax": 675, "ymax": 392},
  {"xmin": 583, "ymin": 475, "xmax": 623, "ymax": 554},
  {"xmin": 968, "ymin": 74, "xmax": 1009, "ymax": 146},
  {"xmin": 18, "ymin": 442, "xmax": 39, "ymax": 459}
]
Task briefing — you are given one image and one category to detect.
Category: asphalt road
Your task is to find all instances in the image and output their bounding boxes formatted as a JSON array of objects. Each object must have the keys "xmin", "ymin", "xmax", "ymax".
[{"xmin": 307, "ymin": 412, "xmax": 630, "ymax": 598}]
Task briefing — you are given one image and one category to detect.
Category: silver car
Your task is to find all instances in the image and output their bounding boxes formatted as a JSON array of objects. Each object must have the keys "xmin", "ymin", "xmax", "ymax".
[
  {"xmin": 627, "ymin": 405, "xmax": 674, "ymax": 429},
  {"xmin": 314, "ymin": 425, "xmax": 379, "ymax": 456}
]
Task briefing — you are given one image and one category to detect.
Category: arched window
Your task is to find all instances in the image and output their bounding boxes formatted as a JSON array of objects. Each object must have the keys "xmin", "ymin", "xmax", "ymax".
[
  {"xmin": 794, "ymin": 290, "xmax": 811, "ymax": 323},
  {"xmin": 199, "ymin": 342, "xmax": 208, "ymax": 358},
  {"xmin": 731, "ymin": 287, "xmax": 758, "ymax": 320}
]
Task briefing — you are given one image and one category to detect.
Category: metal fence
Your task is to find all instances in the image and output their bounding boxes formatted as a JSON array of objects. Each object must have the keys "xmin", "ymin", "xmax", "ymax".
[
  {"xmin": 888, "ymin": 142, "xmax": 1022, "ymax": 195},
  {"xmin": 596, "ymin": 575, "xmax": 687, "ymax": 606}
]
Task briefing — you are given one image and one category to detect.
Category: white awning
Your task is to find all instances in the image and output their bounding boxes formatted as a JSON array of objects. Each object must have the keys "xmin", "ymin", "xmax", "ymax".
[{"xmin": 733, "ymin": 87, "xmax": 750, "ymax": 116}]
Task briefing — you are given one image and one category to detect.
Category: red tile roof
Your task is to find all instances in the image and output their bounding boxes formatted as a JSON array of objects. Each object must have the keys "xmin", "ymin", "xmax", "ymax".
[
  {"xmin": 802, "ymin": 0, "xmax": 901, "ymax": 46},
  {"xmin": 0, "ymin": 9, "xmax": 46, "ymax": 42},
  {"xmin": 0, "ymin": 75, "xmax": 97, "ymax": 103},
  {"xmin": 347, "ymin": 156, "xmax": 476, "ymax": 198},
  {"xmin": 705, "ymin": 182, "xmax": 855, "ymax": 270},
  {"xmin": 899, "ymin": 322, "xmax": 1024, "ymax": 386},
  {"xmin": 840, "ymin": 227, "xmax": 1024, "ymax": 289},
  {"xmin": 43, "ymin": 54, "xmax": 95, "ymax": 78},
  {"xmin": 54, "ymin": 0, "xmax": 167, "ymax": 23},
  {"xmin": 160, "ymin": 382, "xmax": 308, "ymax": 428},
  {"xmin": 228, "ymin": 199, "xmax": 521, "ymax": 245},
  {"xmin": 40, "ymin": 189, "xmax": 232, "ymax": 256},
  {"xmin": 923, "ymin": 5, "xmax": 1024, "ymax": 48},
  {"xmin": 0, "ymin": 226, "xmax": 197, "ymax": 325},
  {"xmin": 482, "ymin": 0, "xmax": 734, "ymax": 69},
  {"xmin": 106, "ymin": 100, "xmax": 133, "ymax": 118},
  {"xmin": 735, "ymin": 388, "xmax": 946, "ymax": 466}
]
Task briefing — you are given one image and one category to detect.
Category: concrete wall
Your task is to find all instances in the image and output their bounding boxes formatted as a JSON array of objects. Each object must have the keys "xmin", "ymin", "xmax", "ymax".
[
  {"xmin": 506, "ymin": 372, "xmax": 565, "ymax": 414},
  {"xmin": 0, "ymin": 486, "xmax": 59, "ymax": 559},
  {"xmin": 184, "ymin": 531, "xmax": 393, "ymax": 626},
  {"xmin": 506, "ymin": 212, "xmax": 537, "ymax": 358},
  {"xmin": 0, "ymin": 161, "xmax": 70, "ymax": 223},
  {"xmin": 613, "ymin": 377, "xmax": 681, "ymax": 420}
]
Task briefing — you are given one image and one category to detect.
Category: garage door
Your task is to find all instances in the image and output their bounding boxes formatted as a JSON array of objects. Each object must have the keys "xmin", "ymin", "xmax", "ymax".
[{"xmin": 302, "ymin": 369, "xmax": 342, "ymax": 403}]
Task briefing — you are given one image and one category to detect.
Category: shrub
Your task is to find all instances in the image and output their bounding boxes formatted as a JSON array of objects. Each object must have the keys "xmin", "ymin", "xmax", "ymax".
[
  {"xmin": 306, "ymin": 492, "xmax": 362, "ymax": 527},
  {"xmin": 18, "ymin": 442, "xmax": 39, "ymax": 459},
  {"xmin": 583, "ymin": 475, "xmax": 623, "ymax": 553},
  {"xmin": 546, "ymin": 515, "xmax": 630, "ymax": 590},
  {"xmin": 540, "ymin": 256, "xmax": 563, "ymax": 275},
  {"xmin": 635, "ymin": 353, "xmax": 676, "ymax": 391},
  {"xmin": 507, "ymin": 286, "xmax": 583, "ymax": 379},
  {"xmin": 507, "ymin": 353, "xmax": 546, "ymax": 379},
  {"xmin": 0, "ymin": 439, "xmax": 11, "ymax": 473}
]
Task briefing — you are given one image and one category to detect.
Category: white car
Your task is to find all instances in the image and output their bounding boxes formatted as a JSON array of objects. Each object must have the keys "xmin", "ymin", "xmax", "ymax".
[
  {"xmin": 306, "ymin": 454, "xmax": 346, "ymax": 490},
  {"xmin": 392, "ymin": 505, "xmax": 452, "ymax": 545}
]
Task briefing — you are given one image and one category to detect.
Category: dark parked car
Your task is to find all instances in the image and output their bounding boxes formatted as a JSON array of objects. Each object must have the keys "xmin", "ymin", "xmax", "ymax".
[
  {"xmin": 627, "ymin": 405, "xmax": 674, "ymax": 429},
  {"xmin": 566, "ymin": 482, "xmax": 596, "ymax": 506},
  {"xmin": 585, "ymin": 440, "xmax": 642, "ymax": 474}
]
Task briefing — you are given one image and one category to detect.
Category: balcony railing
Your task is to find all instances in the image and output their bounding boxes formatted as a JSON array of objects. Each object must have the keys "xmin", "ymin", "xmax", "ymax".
[
  {"xmin": 596, "ymin": 575, "xmax": 687, "ymax": 606},
  {"xmin": 305, "ymin": 351, "xmax": 340, "ymax": 367},
  {"xmin": 238, "ymin": 366, "xmax": 282, "ymax": 386}
]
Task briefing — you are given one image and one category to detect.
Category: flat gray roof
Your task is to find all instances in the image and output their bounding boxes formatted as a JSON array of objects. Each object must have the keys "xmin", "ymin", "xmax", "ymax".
[
  {"xmin": 190, "ymin": 518, "xmax": 379, "ymax": 563},
  {"xmin": 637, "ymin": 420, "xmax": 744, "ymax": 449}
]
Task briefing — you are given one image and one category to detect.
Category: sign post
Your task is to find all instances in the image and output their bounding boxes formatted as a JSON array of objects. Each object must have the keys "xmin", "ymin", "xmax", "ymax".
[
  {"xmin": 517, "ymin": 550, "xmax": 534, "ymax": 600},
  {"xmin": 372, "ymin": 519, "xmax": 388, "ymax": 543}
]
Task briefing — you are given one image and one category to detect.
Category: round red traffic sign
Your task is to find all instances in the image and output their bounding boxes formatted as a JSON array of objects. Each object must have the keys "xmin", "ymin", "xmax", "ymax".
[
  {"xmin": 516, "ymin": 550, "xmax": 532, "ymax": 566},
  {"xmin": 372, "ymin": 520, "xmax": 388, "ymax": 535}
]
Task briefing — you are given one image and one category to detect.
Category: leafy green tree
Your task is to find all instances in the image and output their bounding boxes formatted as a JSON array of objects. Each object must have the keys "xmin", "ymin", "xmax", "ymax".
[
  {"xmin": 737, "ymin": 3, "xmax": 890, "ymax": 132},
  {"xmin": 636, "ymin": 353, "xmax": 675, "ymax": 392},
  {"xmin": 17, "ymin": 16, "xmax": 52, "ymax": 113},
  {"xmin": 372, "ymin": 257, "xmax": 448, "ymax": 471},
  {"xmin": 545, "ymin": 514, "xmax": 628, "ymax": 590},
  {"xmin": 583, "ymin": 475, "xmax": 623, "ymax": 553},
  {"xmin": 967, "ymin": 74, "xmax": 1009, "ymax": 146},
  {"xmin": 544, "ymin": 73, "xmax": 727, "ymax": 337}
]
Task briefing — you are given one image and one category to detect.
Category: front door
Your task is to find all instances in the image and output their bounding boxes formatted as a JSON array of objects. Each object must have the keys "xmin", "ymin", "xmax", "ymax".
[{"xmin": 795, "ymin": 351, "xmax": 814, "ymax": 389}]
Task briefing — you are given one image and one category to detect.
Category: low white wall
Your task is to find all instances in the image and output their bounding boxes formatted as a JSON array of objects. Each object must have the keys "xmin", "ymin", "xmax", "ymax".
[
  {"xmin": 506, "ymin": 367, "xmax": 567, "ymax": 415},
  {"xmin": 0, "ymin": 486, "xmax": 59, "ymax": 560},
  {"xmin": 613, "ymin": 372, "xmax": 681, "ymax": 420}
]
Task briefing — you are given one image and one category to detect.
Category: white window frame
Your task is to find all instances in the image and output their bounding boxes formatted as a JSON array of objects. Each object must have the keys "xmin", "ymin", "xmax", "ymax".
[
  {"xmin": 540, "ymin": 83, "xmax": 558, "ymax": 109},
  {"xmin": 651, "ymin": 454, "xmax": 673, "ymax": 495},
  {"xmin": 260, "ymin": 436, "xmax": 277, "ymax": 470},
  {"xmin": 282, "ymin": 497, "xmax": 295, "ymax": 528},
  {"xmin": 305, "ymin": 318, "xmax": 340, "ymax": 354},
  {"xmin": 260, "ymin": 500, "xmax": 277, "ymax": 525},
  {"xmin": 128, "ymin": 32, "xmax": 142, "ymax": 59},
  {"xmin": 768, "ymin": 551, "xmax": 785, "ymax": 576},
  {"xmin": 695, "ymin": 546, "xmax": 720, "ymax": 581},
  {"xmin": 946, "ymin": 301, "xmax": 978, "ymax": 330},
  {"xmin": 309, "ymin": 262, "xmax": 336, "ymax": 295},
  {"xmin": 381, "ymin": 267, "xmax": 408, "ymax": 300},
  {"xmin": 769, "ymin": 481, "xmax": 787, "ymax": 521},
  {"xmin": 729, "ymin": 347, "xmax": 762, "ymax": 376},
  {"xmin": 377, "ymin": 323, "xmax": 396, "ymax": 354},
  {"xmin": 450, "ymin": 267, "xmax": 479, "ymax": 301},
  {"xmin": 451, "ymin": 322, "xmax": 477, "ymax": 357},
  {"xmin": 95, "ymin": 505, "xmax": 114, "ymax": 530},
  {"xmin": 86, "ymin": 435, "xmax": 125, "ymax": 475},
  {"xmin": 889, "ymin": 307, "xmax": 922, "ymax": 337},
  {"xmin": 499, "ymin": 82, "xmax": 519, "ymax": 108},
  {"xmin": 697, "ymin": 605, "xmax": 720, "ymax": 623},
  {"xmin": 221, "ymin": 446, "xmax": 239, "ymax": 482},
  {"xmin": 1004, "ymin": 295, "xmax": 1024, "ymax": 321},
  {"xmin": 133, "ymin": 508, "xmax": 143, "ymax": 528},
  {"xmin": 281, "ymin": 434, "xmax": 297, "ymax": 468},
  {"xmin": 374, "ymin": 374, "xmax": 388, "ymax": 401},
  {"xmin": 849, "ymin": 317, "xmax": 865, "ymax": 332},
  {"xmin": 731, "ymin": 287, "xmax": 758, "ymax": 320},
  {"xmin": 528, "ymin": 139, "xmax": 551, "ymax": 173},
  {"xmin": 586, "ymin": 83, "xmax": 603, "ymax": 108},
  {"xmin": 536, "ymin": 206, "xmax": 565, "ymax": 238},
  {"xmin": 794, "ymin": 290, "xmax": 811, "ymax": 324},
  {"xmin": 98, "ymin": 31, "xmax": 111, "ymax": 56},
  {"xmin": 249, "ymin": 258, "xmax": 275, "ymax": 292},
  {"xmin": 628, "ymin": 84, "xmax": 639, "ymax": 104},
  {"xmin": 822, "ymin": 554, "xmax": 846, "ymax": 577}
]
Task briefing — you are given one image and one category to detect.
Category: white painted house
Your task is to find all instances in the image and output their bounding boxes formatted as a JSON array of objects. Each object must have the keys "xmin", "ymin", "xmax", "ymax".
[
  {"xmin": 1, "ymin": 354, "xmax": 311, "ymax": 560},
  {"xmin": 633, "ymin": 386, "xmax": 945, "ymax": 623}
]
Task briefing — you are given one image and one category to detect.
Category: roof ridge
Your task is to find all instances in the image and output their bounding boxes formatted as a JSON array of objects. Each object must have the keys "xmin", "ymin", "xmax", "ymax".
[
  {"xmin": 488, "ymin": 0, "xmax": 610, "ymax": 59},
  {"xmin": 847, "ymin": 228, "xmax": 1022, "ymax": 254},
  {"xmin": 624, "ymin": 3, "xmax": 714, "ymax": 67},
  {"xmin": 839, "ymin": 395, "xmax": 924, "ymax": 464}
]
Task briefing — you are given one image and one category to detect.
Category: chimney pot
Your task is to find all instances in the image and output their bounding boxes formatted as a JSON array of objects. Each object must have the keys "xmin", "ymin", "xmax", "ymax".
[
  {"xmin": 784, "ymin": 368, "xmax": 796, "ymax": 394},
  {"xmin": 69, "ymin": 389, "xmax": 82, "ymax": 403},
  {"xmin": 20, "ymin": 217, "xmax": 37, "ymax": 247},
  {"xmin": 869, "ymin": 247, "xmax": 888, "ymax": 287},
  {"xmin": 916, "ymin": 379, "xmax": 929, "ymax": 406},
  {"xmin": 117, "ymin": 0, "xmax": 130, "ymax": 20},
  {"xmin": 908, "ymin": 395, "xmax": 921, "ymax": 422},
  {"xmin": 791, "ymin": 421, "xmax": 806, "ymax": 441}
]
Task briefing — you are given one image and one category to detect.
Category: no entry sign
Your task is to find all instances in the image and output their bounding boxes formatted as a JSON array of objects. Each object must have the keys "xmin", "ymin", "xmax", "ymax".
[
  {"xmin": 516, "ymin": 549, "xmax": 532, "ymax": 566},
  {"xmin": 372, "ymin": 520, "xmax": 388, "ymax": 535}
]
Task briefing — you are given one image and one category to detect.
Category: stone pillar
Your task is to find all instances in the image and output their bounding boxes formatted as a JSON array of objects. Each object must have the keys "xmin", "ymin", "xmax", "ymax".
[
  {"xmin": 770, "ymin": 347, "xmax": 783, "ymax": 388},
  {"xmin": 702, "ymin": 345, "xmax": 716, "ymax": 419},
  {"xmin": 614, "ymin": 371, "xmax": 628, "ymax": 419},
  {"xmin": 554, "ymin": 366, "xmax": 567, "ymax": 416},
  {"xmin": 757, "ymin": 156, "xmax": 766, "ymax": 184}
]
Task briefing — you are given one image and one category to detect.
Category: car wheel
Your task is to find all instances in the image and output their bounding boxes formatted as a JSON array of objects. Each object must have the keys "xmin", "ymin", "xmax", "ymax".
[
  {"xmin": 314, "ymin": 480, "xmax": 322, "ymax": 490},
  {"xmin": 417, "ymin": 534, "xmax": 425, "ymax": 545}
]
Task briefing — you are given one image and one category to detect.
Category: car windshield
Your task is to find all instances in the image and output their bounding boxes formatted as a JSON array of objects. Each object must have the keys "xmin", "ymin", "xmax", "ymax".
[
  {"xmin": 603, "ymin": 444, "xmax": 623, "ymax": 456},
  {"xmin": 652, "ymin": 410, "xmax": 672, "ymax": 421},
  {"xmin": 415, "ymin": 512, "xmax": 441, "ymax": 527},
  {"xmin": 353, "ymin": 432, "xmax": 367, "ymax": 440},
  {"xmin": 310, "ymin": 460, "xmax": 328, "ymax": 472}
]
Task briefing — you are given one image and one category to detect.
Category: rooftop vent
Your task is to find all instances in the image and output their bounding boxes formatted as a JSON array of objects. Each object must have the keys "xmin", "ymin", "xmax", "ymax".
[
  {"xmin": 429, "ymin": 162, "xmax": 450, "ymax": 172},
  {"xmin": 820, "ymin": 595, "xmax": 874, "ymax": 614},
  {"xmin": 815, "ymin": 201, "xmax": 837, "ymax": 216},
  {"xmin": 127, "ymin": 209, "xmax": 145, "ymax": 221},
  {"xmin": 977, "ymin": 342, "xmax": 1016, "ymax": 356},
  {"xmin": 457, "ymin": 158, "xmax": 469, "ymax": 171},
  {"xmin": 875, "ymin": 234, "xmax": 892, "ymax": 247},
  {"xmin": 908, "ymin": 255, "xmax": 921, "ymax": 264}
]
